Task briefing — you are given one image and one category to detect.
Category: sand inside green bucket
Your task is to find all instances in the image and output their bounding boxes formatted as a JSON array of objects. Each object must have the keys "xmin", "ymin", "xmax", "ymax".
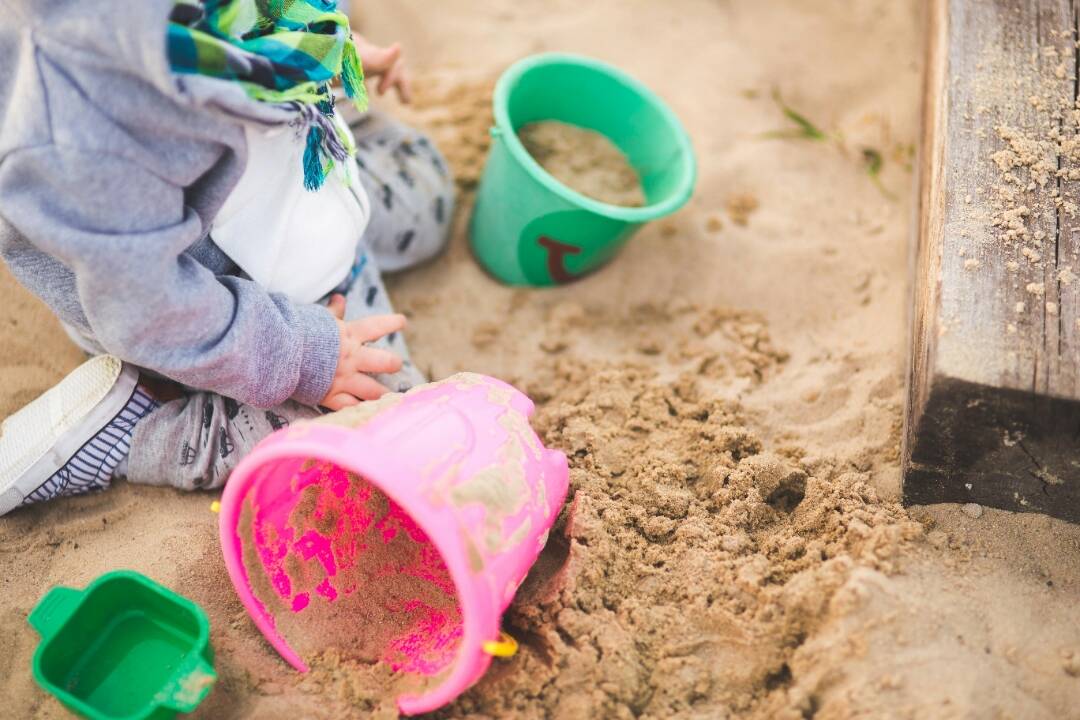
[{"xmin": 518, "ymin": 121, "xmax": 646, "ymax": 207}]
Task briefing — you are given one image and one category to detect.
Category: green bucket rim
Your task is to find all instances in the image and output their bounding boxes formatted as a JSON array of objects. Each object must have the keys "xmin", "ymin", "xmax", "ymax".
[{"xmin": 493, "ymin": 52, "xmax": 697, "ymax": 223}]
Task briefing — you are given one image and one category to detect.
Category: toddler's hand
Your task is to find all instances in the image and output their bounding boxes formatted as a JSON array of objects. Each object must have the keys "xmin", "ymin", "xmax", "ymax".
[
  {"xmin": 353, "ymin": 33, "xmax": 412, "ymax": 104},
  {"xmin": 320, "ymin": 294, "xmax": 406, "ymax": 410}
]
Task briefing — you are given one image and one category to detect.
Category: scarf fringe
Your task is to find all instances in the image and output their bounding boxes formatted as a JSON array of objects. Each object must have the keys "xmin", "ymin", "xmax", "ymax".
[
  {"xmin": 303, "ymin": 125, "xmax": 330, "ymax": 191},
  {"xmin": 297, "ymin": 98, "xmax": 353, "ymax": 191},
  {"xmin": 341, "ymin": 41, "xmax": 369, "ymax": 112}
]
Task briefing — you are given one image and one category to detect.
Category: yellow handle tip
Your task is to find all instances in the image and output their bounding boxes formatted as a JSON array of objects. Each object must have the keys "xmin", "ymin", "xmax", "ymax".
[
  {"xmin": 210, "ymin": 501, "xmax": 221, "ymax": 514},
  {"xmin": 482, "ymin": 631, "xmax": 518, "ymax": 658}
]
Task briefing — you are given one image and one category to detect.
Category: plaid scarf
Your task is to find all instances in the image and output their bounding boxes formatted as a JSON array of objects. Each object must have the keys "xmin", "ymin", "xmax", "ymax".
[{"xmin": 167, "ymin": 0, "xmax": 368, "ymax": 191}]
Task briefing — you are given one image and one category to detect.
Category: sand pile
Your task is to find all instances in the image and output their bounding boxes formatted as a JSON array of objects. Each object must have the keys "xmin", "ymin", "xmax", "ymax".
[
  {"xmin": 407, "ymin": 76, "xmax": 494, "ymax": 192},
  {"xmin": 434, "ymin": 360, "xmax": 920, "ymax": 718}
]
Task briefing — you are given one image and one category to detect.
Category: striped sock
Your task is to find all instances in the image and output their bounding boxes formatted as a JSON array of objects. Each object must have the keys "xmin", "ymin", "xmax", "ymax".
[{"xmin": 22, "ymin": 386, "xmax": 158, "ymax": 506}]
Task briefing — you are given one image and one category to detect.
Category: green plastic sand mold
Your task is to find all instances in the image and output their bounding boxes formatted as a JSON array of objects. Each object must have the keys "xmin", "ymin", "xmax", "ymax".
[{"xmin": 28, "ymin": 571, "xmax": 216, "ymax": 720}]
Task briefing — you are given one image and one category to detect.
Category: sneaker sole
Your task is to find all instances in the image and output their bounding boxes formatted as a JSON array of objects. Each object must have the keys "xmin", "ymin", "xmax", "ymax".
[{"xmin": 0, "ymin": 356, "xmax": 138, "ymax": 515}]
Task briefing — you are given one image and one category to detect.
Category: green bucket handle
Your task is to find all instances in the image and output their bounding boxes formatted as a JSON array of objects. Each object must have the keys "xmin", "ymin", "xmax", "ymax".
[
  {"xmin": 160, "ymin": 655, "xmax": 217, "ymax": 713},
  {"xmin": 28, "ymin": 585, "xmax": 83, "ymax": 639}
]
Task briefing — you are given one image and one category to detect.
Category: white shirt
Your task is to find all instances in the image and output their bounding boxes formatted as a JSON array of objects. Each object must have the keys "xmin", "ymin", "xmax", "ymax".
[{"xmin": 212, "ymin": 115, "xmax": 370, "ymax": 304}]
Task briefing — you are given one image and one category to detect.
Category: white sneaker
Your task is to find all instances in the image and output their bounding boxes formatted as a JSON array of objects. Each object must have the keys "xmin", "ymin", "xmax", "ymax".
[{"xmin": 0, "ymin": 355, "xmax": 156, "ymax": 516}]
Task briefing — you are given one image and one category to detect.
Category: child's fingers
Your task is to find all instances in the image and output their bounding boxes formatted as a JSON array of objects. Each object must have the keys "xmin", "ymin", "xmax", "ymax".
[
  {"xmin": 367, "ymin": 42, "xmax": 402, "ymax": 75},
  {"xmin": 356, "ymin": 346, "xmax": 404, "ymax": 375},
  {"xmin": 348, "ymin": 313, "xmax": 408, "ymax": 343},
  {"xmin": 339, "ymin": 372, "xmax": 392, "ymax": 400},
  {"xmin": 322, "ymin": 392, "xmax": 361, "ymax": 411},
  {"xmin": 377, "ymin": 62, "xmax": 396, "ymax": 95},
  {"xmin": 379, "ymin": 60, "xmax": 410, "ymax": 103},
  {"xmin": 327, "ymin": 294, "xmax": 347, "ymax": 319},
  {"xmin": 396, "ymin": 65, "xmax": 413, "ymax": 104}
]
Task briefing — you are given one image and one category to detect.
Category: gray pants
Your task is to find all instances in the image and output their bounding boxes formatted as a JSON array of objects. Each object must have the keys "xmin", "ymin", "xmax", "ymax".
[{"xmin": 125, "ymin": 113, "xmax": 454, "ymax": 491}]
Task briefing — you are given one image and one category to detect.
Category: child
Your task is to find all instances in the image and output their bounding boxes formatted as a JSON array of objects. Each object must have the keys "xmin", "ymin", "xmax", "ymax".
[{"xmin": 0, "ymin": 0, "xmax": 454, "ymax": 514}]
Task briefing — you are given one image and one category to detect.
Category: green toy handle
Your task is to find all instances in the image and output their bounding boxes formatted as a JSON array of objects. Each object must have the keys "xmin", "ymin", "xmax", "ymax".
[
  {"xmin": 163, "ymin": 656, "xmax": 217, "ymax": 713},
  {"xmin": 28, "ymin": 586, "xmax": 82, "ymax": 638}
]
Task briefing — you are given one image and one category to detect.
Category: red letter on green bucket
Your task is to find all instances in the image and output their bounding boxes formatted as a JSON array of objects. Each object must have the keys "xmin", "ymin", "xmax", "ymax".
[{"xmin": 537, "ymin": 236, "xmax": 582, "ymax": 284}]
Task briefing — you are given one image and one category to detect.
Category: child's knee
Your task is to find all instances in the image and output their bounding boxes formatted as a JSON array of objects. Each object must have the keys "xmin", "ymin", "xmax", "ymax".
[
  {"xmin": 414, "ymin": 132, "xmax": 455, "ymax": 196},
  {"xmin": 354, "ymin": 121, "xmax": 457, "ymax": 272},
  {"xmin": 413, "ymin": 134, "xmax": 456, "ymax": 256},
  {"xmin": 389, "ymin": 136, "xmax": 456, "ymax": 268}
]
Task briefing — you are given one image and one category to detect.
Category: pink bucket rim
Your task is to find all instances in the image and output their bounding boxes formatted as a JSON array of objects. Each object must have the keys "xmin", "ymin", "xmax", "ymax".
[{"xmin": 217, "ymin": 424, "xmax": 497, "ymax": 715}]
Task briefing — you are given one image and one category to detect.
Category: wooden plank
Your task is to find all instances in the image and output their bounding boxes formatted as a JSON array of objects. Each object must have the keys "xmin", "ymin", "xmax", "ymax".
[{"xmin": 904, "ymin": 0, "xmax": 1080, "ymax": 520}]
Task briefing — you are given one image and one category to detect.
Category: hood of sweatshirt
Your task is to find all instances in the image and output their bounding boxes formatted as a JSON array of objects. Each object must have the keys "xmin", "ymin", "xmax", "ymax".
[
  {"xmin": 2, "ymin": 0, "xmax": 179, "ymax": 94},
  {"xmin": 0, "ymin": 0, "xmax": 294, "ymax": 145}
]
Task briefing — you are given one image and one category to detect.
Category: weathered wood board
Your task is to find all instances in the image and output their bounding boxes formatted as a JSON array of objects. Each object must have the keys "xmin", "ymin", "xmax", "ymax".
[{"xmin": 904, "ymin": 0, "xmax": 1080, "ymax": 520}]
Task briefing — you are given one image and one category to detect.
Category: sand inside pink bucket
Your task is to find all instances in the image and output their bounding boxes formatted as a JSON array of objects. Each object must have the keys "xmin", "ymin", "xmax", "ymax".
[{"xmin": 238, "ymin": 457, "xmax": 462, "ymax": 709}]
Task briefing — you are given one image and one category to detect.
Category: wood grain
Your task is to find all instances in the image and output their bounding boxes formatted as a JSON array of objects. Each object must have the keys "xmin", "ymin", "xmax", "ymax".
[{"xmin": 904, "ymin": 0, "xmax": 1080, "ymax": 520}]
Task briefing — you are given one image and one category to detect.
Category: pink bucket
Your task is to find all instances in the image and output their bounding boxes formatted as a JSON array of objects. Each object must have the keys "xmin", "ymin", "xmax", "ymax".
[{"xmin": 217, "ymin": 373, "xmax": 568, "ymax": 715}]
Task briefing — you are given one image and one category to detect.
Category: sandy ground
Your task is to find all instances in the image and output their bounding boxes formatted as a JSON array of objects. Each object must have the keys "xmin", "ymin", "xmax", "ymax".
[{"xmin": 3, "ymin": 0, "xmax": 1080, "ymax": 717}]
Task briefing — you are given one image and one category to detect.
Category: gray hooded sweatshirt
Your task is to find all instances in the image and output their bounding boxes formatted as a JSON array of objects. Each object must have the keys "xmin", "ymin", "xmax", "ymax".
[{"xmin": 0, "ymin": 0, "xmax": 340, "ymax": 408}]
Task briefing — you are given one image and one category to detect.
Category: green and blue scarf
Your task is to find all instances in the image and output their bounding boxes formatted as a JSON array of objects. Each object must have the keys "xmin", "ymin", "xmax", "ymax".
[{"xmin": 167, "ymin": 0, "xmax": 368, "ymax": 190}]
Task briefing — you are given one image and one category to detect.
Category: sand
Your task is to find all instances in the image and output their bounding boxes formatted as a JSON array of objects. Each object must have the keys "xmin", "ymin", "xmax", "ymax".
[
  {"xmin": 3, "ymin": 1, "xmax": 1080, "ymax": 718},
  {"xmin": 518, "ymin": 121, "xmax": 645, "ymax": 207}
]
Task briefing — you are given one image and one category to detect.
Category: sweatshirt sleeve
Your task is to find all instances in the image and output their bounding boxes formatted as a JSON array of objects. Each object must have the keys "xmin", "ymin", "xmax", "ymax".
[{"xmin": 0, "ymin": 144, "xmax": 339, "ymax": 408}]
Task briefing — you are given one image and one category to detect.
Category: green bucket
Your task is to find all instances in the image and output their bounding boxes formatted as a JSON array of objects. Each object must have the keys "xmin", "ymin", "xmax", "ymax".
[
  {"xmin": 28, "ymin": 571, "xmax": 216, "ymax": 720},
  {"xmin": 470, "ymin": 52, "xmax": 697, "ymax": 286}
]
